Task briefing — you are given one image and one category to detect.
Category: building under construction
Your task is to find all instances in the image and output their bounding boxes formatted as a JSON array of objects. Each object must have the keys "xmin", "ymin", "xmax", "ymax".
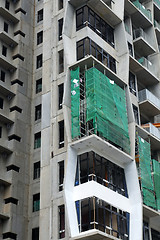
[{"xmin": 0, "ymin": 0, "xmax": 160, "ymax": 239}]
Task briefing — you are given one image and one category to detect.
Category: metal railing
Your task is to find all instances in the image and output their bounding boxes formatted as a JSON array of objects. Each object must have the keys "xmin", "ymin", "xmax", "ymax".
[
  {"xmin": 138, "ymin": 89, "xmax": 160, "ymax": 110},
  {"xmin": 132, "ymin": 0, "xmax": 152, "ymax": 21}
]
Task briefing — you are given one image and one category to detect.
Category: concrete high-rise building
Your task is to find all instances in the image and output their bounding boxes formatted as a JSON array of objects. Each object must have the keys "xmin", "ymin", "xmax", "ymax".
[{"xmin": 0, "ymin": 0, "xmax": 160, "ymax": 239}]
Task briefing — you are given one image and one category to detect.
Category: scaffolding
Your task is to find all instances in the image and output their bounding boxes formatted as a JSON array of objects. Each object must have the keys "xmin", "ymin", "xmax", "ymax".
[
  {"xmin": 70, "ymin": 67, "xmax": 130, "ymax": 154},
  {"xmin": 152, "ymin": 159, "xmax": 160, "ymax": 210},
  {"xmin": 137, "ymin": 137, "xmax": 156, "ymax": 209}
]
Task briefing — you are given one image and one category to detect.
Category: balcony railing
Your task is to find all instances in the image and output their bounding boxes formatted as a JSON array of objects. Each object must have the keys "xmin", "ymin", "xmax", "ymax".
[
  {"xmin": 137, "ymin": 57, "xmax": 154, "ymax": 73},
  {"xmin": 154, "ymin": 0, "xmax": 160, "ymax": 8},
  {"xmin": 133, "ymin": 28, "xmax": 145, "ymax": 40},
  {"xmin": 142, "ymin": 123, "xmax": 160, "ymax": 140},
  {"xmin": 139, "ymin": 89, "xmax": 160, "ymax": 110},
  {"xmin": 132, "ymin": 0, "xmax": 152, "ymax": 21},
  {"xmin": 154, "ymin": 20, "xmax": 160, "ymax": 31}
]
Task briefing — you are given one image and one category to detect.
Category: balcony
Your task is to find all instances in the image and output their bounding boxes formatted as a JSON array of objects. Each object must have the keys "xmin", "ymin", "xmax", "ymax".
[
  {"xmin": 142, "ymin": 123, "xmax": 160, "ymax": 141},
  {"xmin": 0, "ymin": 177, "xmax": 11, "ymax": 186},
  {"xmin": 69, "ymin": 0, "xmax": 121, "ymax": 26},
  {"xmin": 125, "ymin": 0, "xmax": 152, "ymax": 28},
  {"xmin": 138, "ymin": 89, "xmax": 160, "ymax": 117},
  {"xmin": 0, "ymin": 82, "xmax": 15, "ymax": 98},
  {"xmin": 154, "ymin": 20, "xmax": 160, "ymax": 42},
  {"xmin": 129, "ymin": 56, "xmax": 159, "ymax": 87},
  {"xmin": 133, "ymin": 28, "xmax": 156, "ymax": 56},
  {"xmin": 154, "ymin": 0, "xmax": 160, "ymax": 9},
  {"xmin": 0, "ymin": 32, "xmax": 18, "ymax": 48},
  {"xmin": 0, "ymin": 139, "xmax": 13, "ymax": 154},
  {"xmin": 0, "ymin": 212, "xmax": 9, "ymax": 220},
  {"xmin": 0, "ymin": 5, "xmax": 19, "ymax": 24},
  {"xmin": 0, "ymin": 55, "xmax": 17, "ymax": 72}
]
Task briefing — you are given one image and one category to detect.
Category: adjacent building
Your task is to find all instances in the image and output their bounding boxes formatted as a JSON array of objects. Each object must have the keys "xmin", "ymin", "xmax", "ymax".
[{"xmin": 0, "ymin": 0, "xmax": 160, "ymax": 239}]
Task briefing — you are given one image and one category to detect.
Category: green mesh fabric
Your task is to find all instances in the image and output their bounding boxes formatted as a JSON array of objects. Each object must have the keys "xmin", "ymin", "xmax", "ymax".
[
  {"xmin": 152, "ymin": 159, "xmax": 160, "ymax": 210},
  {"xmin": 138, "ymin": 137, "xmax": 156, "ymax": 209},
  {"xmin": 71, "ymin": 67, "xmax": 80, "ymax": 138},
  {"xmin": 85, "ymin": 68, "xmax": 130, "ymax": 154}
]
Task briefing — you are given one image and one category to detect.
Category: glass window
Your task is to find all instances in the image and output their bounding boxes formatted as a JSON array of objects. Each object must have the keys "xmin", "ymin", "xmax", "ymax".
[
  {"xmin": 34, "ymin": 132, "xmax": 41, "ymax": 149},
  {"xmin": 4, "ymin": 22, "xmax": 8, "ymax": 33},
  {"xmin": 36, "ymin": 78, "xmax": 42, "ymax": 94},
  {"xmin": 2, "ymin": 46, "xmax": 7, "ymax": 57},
  {"xmin": 143, "ymin": 222, "xmax": 150, "ymax": 240},
  {"xmin": 35, "ymin": 104, "xmax": 41, "ymax": 121},
  {"xmin": 1, "ymin": 70, "xmax": 5, "ymax": 82},
  {"xmin": 32, "ymin": 228, "xmax": 39, "ymax": 240},
  {"xmin": 58, "ymin": 120, "xmax": 64, "ymax": 148},
  {"xmin": 33, "ymin": 161, "xmax": 40, "ymax": 180},
  {"xmin": 33, "ymin": 193, "xmax": 40, "ymax": 212},
  {"xmin": 129, "ymin": 71, "xmax": 137, "ymax": 96},
  {"xmin": 0, "ymin": 97, "xmax": 4, "ymax": 109},
  {"xmin": 58, "ymin": 50, "xmax": 64, "ymax": 74},
  {"xmin": 36, "ymin": 54, "xmax": 43, "ymax": 69},
  {"xmin": 5, "ymin": 0, "xmax": 10, "ymax": 10},
  {"xmin": 58, "ymin": 0, "xmax": 63, "ymax": 10},
  {"xmin": 37, "ymin": 9, "xmax": 43, "ymax": 23},
  {"xmin": 133, "ymin": 104, "xmax": 139, "ymax": 124},
  {"xmin": 59, "ymin": 205, "xmax": 65, "ymax": 238},
  {"xmin": 37, "ymin": 31, "xmax": 43, "ymax": 45}
]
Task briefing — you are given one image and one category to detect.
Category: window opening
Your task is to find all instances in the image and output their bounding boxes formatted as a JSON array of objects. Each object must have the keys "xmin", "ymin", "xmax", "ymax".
[
  {"xmin": 34, "ymin": 132, "xmax": 41, "ymax": 149},
  {"xmin": 133, "ymin": 105, "xmax": 139, "ymax": 124},
  {"xmin": 0, "ymin": 97, "xmax": 3, "ymax": 109},
  {"xmin": 3, "ymin": 232, "xmax": 17, "ymax": 240},
  {"xmin": 32, "ymin": 228, "xmax": 39, "ymax": 240},
  {"xmin": 143, "ymin": 222, "xmax": 150, "ymax": 240},
  {"xmin": 58, "ymin": 50, "xmax": 64, "ymax": 74},
  {"xmin": 75, "ymin": 152, "xmax": 128, "ymax": 197},
  {"xmin": 33, "ymin": 161, "xmax": 40, "ymax": 179},
  {"xmin": 2, "ymin": 46, "xmax": 7, "ymax": 57},
  {"xmin": 37, "ymin": 9, "xmax": 43, "ymax": 22},
  {"xmin": 6, "ymin": 165, "xmax": 20, "ymax": 172},
  {"xmin": 4, "ymin": 197, "xmax": 18, "ymax": 205},
  {"xmin": 35, "ymin": 104, "xmax": 41, "ymax": 121},
  {"xmin": 37, "ymin": 31, "xmax": 43, "ymax": 45},
  {"xmin": 59, "ymin": 161, "xmax": 64, "ymax": 191},
  {"xmin": 36, "ymin": 78, "xmax": 42, "ymax": 93},
  {"xmin": 1, "ymin": 70, "xmax": 5, "ymax": 82},
  {"xmin": 36, "ymin": 54, "xmax": 43, "ymax": 69},
  {"xmin": 5, "ymin": 1, "xmax": 10, "ymax": 10},
  {"xmin": 58, "ymin": 83, "xmax": 64, "ymax": 110},
  {"xmin": 33, "ymin": 193, "xmax": 40, "ymax": 212},
  {"xmin": 58, "ymin": 18, "xmax": 63, "ymax": 41},
  {"xmin": 59, "ymin": 205, "xmax": 65, "ymax": 238},
  {"xmin": 58, "ymin": 120, "xmax": 64, "ymax": 148},
  {"xmin": 4, "ymin": 22, "xmax": 8, "ymax": 33},
  {"xmin": 58, "ymin": 0, "xmax": 63, "ymax": 10},
  {"xmin": 129, "ymin": 72, "xmax": 136, "ymax": 96}
]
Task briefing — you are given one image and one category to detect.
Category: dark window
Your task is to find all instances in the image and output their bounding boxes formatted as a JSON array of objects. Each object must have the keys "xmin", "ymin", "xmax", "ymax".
[
  {"xmin": 76, "ymin": 6, "xmax": 114, "ymax": 48},
  {"xmin": 76, "ymin": 152, "xmax": 128, "ymax": 197},
  {"xmin": 37, "ymin": 9, "xmax": 43, "ymax": 22},
  {"xmin": 151, "ymin": 229, "xmax": 160, "ymax": 240},
  {"xmin": 33, "ymin": 193, "xmax": 40, "ymax": 212},
  {"xmin": 32, "ymin": 228, "xmax": 39, "ymax": 240},
  {"xmin": 133, "ymin": 104, "xmax": 139, "ymax": 124},
  {"xmin": 59, "ymin": 205, "xmax": 65, "ymax": 239},
  {"xmin": 143, "ymin": 222, "xmax": 150, "ymax": 240},
  {"xmin": 129, "ymin": 72, "xmax": 136, "ymax": 96},
  {"xmin": 33, "ymin": 161, "xmax": 40, "ymax": 179},
  {"xmin": 34, "ymin": 132, "xmax": 41, "ymax": 149},
  {"xmin": 77, "ymin": 197, "xmax": 129, "ymax": 239},
  {"xmin": 6, "ymin": 165, "xmax": 20, "ymax": 172},
  {"xmin": 5, "ymin": 1, "xmax": 10, "ymax": 10},
  {"xmin": 58, "ymin": 83, "xmax": 64, "ymax": 109},
  {"xmin": 3, "ymin": 232, "xmax": 17, "ymax": 240},
  {"xmin": 77, "ymin": 38, "xmax": 116, "ymax": 73},
  {"xmin": 0, "ymin": 97, "xmax": 3, "ymax": 109},
  {"xmin": 1, "ymin": 70, "xmax": 5, "ymax": 82},
  {"xmin": 2, "ymin": 46, "xmax": 7, "ymax": 57},
  {"xmin": 58, "ymin": 50, "xmax": 64, "ymax": 74},
  {"xmin": 59, "ymin": 161, "xmax": 64, "ymax": 191},
  {"xmin": 4, "ymin": 197, "xmax": 18, "ymax": 205},
  {"xmin": 58, "ymin": 18, "xmax": 63, "ymax": 41},
  {"xmin": 35, "ymin": 104, "xmax": 41, "ymax": 121},
  {"xmin": 128, "ymin": 42, "xmax": 133, "ymax": 56},
  {"xmin": 4, "ymin": 22, "xmax": 8, "ymax": 33},
  {"xmin": 37, "ymin": 31, "xmax": 43, "ymax": 45},
  {"xmin": 59, "ymin": 120, "xmax": 64, "ymax": 148},
  {"xmin": 0, "ymin": 127, "xmax": 2, "ymax": 138},
  {"xmin": 36, "ymin": 54, "xmax": 43, "ymax": 69},
  {"xmin": 58, "ymin": 0, "xmax": 63, "ymax": 10},
  {"xmin": 36, "ymin": 78, "xmax": 42, "ymax": 93}
]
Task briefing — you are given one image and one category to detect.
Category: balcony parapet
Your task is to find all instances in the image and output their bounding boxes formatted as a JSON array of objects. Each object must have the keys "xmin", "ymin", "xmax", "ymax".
[{"xmin": 142, "ymin": 123, "xmax": 160, "ymax": 141}]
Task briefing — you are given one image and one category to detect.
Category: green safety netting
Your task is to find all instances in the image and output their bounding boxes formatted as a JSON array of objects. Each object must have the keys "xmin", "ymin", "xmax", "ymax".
[
  {"xmin": 152, "ymin": 159, "xmax": 160, "ymax": 210},
  {"xmin": 71, "ymin": 67, "xmax": 80, "ymax": 139},
  {"xmin": 138, "ymin": 137, "xmax": 156, "ymax": 209},
  {"xmin": 85, "ymin": 68, "xmax": 130, "ymax": 154}
]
